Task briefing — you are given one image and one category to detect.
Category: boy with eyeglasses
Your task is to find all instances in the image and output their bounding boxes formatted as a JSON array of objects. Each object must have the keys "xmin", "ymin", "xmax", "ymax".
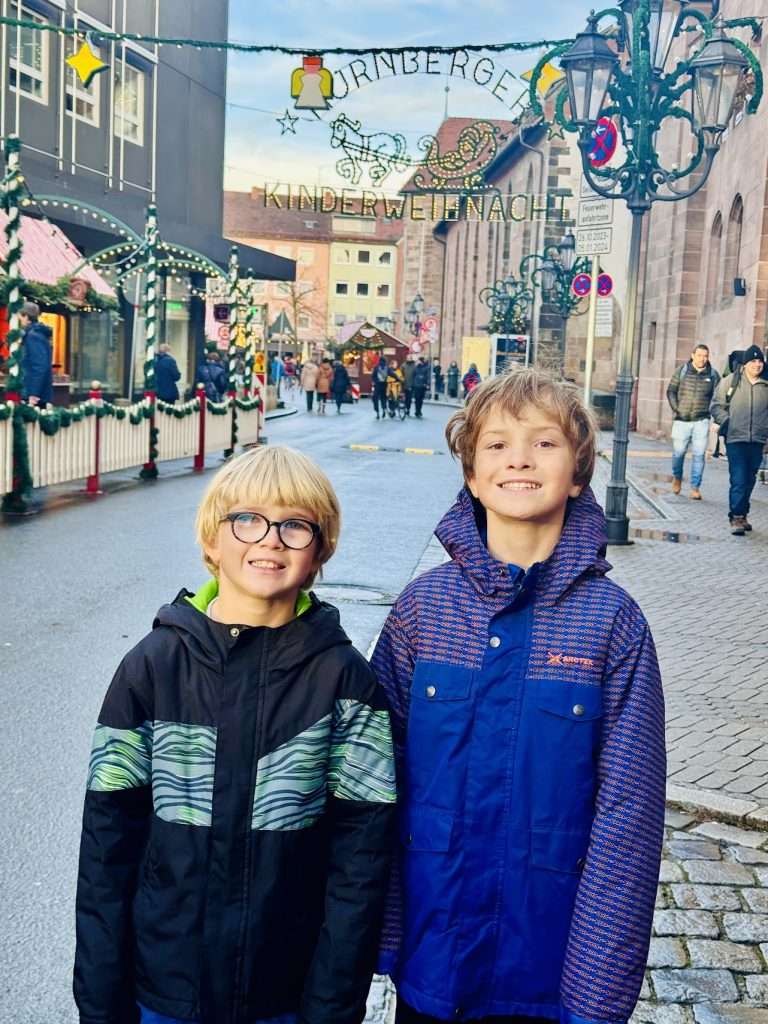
[{"xmin": 74, "ymin": 445, "xmax": 397, "ymax": 1024}]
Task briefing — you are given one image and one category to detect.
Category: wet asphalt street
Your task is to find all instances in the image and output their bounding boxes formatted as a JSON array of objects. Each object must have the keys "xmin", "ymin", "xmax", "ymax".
[{"xmin": 0, "ymin": 397, "xmax": 461, "ymax": 1024}]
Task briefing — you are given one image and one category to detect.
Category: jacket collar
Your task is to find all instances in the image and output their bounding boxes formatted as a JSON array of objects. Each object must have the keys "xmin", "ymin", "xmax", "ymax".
[{"xmin": 435, "ymin": 486, "xmax": 611, "ymax": 607}]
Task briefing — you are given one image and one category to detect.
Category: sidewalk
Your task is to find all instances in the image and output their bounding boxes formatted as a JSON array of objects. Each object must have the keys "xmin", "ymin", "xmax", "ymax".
[{"xmin": 593, "ymin": 433, "xmax": 768, "ymax": 825}]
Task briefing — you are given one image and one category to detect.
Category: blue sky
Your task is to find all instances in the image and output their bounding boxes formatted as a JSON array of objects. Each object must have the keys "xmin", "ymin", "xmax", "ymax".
[{"xmin": 224, "ymin": 1, "xmax": 587, "ymax": 193}]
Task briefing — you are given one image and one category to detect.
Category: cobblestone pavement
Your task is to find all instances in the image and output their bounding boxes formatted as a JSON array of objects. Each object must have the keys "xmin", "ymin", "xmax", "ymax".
[
  {"xmin": 593, "ymin": 434, "xmax": 768, "ymax": 824},
  {"xmin": 636, "ymin": 808, "xmax": 768, "ymax": 1024}
]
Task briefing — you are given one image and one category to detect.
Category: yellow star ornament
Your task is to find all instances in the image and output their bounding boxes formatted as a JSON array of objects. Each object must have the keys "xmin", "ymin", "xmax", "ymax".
[
  {"xmin": 66, "ymin": 39, "xmax": 108, "ymax": 88},
  {"xmin": 522, "ymin": 62, "xmax": 565, "ymax": 98}
]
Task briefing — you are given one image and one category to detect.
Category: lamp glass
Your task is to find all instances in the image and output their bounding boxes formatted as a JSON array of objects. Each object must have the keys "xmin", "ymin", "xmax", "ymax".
[
  {"xmin": 693, "ymin": 63, "xmax": 742, "ymax": 133},
  {"xmin": 558, "ymin": 233, "xmax": 577, "ymax": 273},
  {"xmin": 541, "ymin": 261, "xmax": 557, "ymax": 296},
  {"xmin": 413, "ymin": 292, "xmax": 425, "ymax": 315},
  {"xmin": 588, "ymin": 65, "xmax": 613, "ymax": 121}
]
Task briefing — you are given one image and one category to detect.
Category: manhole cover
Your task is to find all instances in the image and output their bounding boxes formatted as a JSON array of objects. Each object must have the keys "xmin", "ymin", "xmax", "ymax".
[{"xmin": 313, "ymin": 583, "xmax": 395, "ymax": 606}]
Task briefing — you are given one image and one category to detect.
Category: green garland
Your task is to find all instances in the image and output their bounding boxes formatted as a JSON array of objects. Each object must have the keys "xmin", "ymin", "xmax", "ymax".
[
  {"xmin": 1, "ymin": 406, "xmax": 32, "ymax": 514},
  {"xmin": 156, "ymin": 397, "xmax": 201, "ymax": 419},
  {"xmin": 206, "ymin": 398, "xmax": 232, "ymax": 415},
  {"xmin": 235, "ymin": 395, "xmax": 262, "ymax": 412},
  {"xmin": 0, "ymin": 16, "xmax": 571, "ymax": 54},
  {"xmin": 139, "ymin": 426, "xmax": 160, "ymax": 480},
  {"xmin": 0, "ymin": 275, "xmax": 118, "ymax": 313}
]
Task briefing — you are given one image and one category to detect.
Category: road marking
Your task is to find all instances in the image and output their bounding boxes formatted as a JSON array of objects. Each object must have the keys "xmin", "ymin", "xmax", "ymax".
[{"xmin": 345, "ymin": 445, "xmax": 441, "ymax": 456}]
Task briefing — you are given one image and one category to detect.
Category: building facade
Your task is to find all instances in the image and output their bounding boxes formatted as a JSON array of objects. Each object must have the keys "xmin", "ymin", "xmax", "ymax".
[
  {"xmin": 2, "ymin": 0, "xmax": 291, "ymax": 398},
  {"xmin": 634, "ymin": 0, "xmax": 768, "ymax": 436}
]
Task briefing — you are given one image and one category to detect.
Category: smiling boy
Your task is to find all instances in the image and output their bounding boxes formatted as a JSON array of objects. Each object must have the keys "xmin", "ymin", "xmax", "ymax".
[
  {"xmin": 372, "ymin": 369, "xmax": 666, "ymax": 1024},
  {"xmin": 74, "ymin": 446, "xmax": 396, "ymax": 1024}
]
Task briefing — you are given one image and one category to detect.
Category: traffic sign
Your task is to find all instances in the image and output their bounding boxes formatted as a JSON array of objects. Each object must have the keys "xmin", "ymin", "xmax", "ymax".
[
  {"xmin": 217, "ymin": 325, "xmax": 230, "ymax": 343},
  {"xmin": 589, "ymin": 117, "xmax": 618, "ymax": 167},
  {"xmin": 576, "ymin": 227, "xmax": 613, "ymax": 256},
  {"xmin": 578, "ymin": 198, "xmax": 614, "ymax": 228},
  {"xmin": 598, "ymin": 274, "xmax": 613, "ymax": 297},
  {"xmin": 572, "ymin": 273, "xmax": 592, "ymax": 298}
]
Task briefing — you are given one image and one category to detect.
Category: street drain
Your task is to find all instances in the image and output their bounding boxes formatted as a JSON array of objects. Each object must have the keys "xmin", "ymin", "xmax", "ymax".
[{"xmin": 313, "ymin": 583, "xmax": 395, "ymax": 606}]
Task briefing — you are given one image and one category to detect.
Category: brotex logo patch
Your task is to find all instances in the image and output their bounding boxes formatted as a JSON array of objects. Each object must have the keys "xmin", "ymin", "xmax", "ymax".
[{"xmin": 546, "ymin": 651, "xmax": 596, "ymax": 670}]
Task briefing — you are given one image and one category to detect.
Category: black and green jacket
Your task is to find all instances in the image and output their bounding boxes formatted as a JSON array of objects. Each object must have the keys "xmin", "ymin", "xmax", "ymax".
[{"xmin": 74, "ymin": 583, "xmax": 397, "ymax": 1024}]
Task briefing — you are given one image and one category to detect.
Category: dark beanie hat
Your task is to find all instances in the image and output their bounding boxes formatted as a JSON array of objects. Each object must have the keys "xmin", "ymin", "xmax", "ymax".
[{"xmin": 742, "ymin": 345, "xmax": 766, "ymax": 364}]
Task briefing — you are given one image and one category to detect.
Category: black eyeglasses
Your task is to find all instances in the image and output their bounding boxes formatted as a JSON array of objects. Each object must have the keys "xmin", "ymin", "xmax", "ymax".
[{"xmin": 221, "ymin": 512, "xmax": 320, "ymax": 550}]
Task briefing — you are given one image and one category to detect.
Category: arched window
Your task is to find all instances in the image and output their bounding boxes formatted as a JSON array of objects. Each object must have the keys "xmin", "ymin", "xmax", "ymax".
[
  {"xmin": 706, "ymin": 213, "xmax": 723, "ymax": 306},
  {"xmin": 722, "ymin": 196, "xmax": 744, "ymax": 300}
]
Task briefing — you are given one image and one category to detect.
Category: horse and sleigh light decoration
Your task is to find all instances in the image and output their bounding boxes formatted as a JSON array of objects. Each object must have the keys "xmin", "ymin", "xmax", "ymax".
[{"xmin": 328, "ymin": 113, "xmax": 508, "ymax": 191}]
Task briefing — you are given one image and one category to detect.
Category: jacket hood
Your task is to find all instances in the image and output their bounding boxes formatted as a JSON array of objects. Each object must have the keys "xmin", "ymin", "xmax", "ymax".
[
  {"xmin": 153, "ymin": 582, "xmax": 352, "ymax": 671},
  {"xmin": 435, "ymin": 486, "xmax": 612, "ymax": 605},
  {"xmin": 27, "ymin": 322, "xmax": 52, "ymax": 340}
]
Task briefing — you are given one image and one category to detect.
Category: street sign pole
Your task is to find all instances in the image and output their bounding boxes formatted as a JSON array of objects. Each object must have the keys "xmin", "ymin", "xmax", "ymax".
[{"xmin": 584, "ymin": 256, "xmax": 600, "ymax": 408}]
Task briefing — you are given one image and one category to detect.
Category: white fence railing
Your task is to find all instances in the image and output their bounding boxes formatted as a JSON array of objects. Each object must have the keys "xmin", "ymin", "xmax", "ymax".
[
  {"xmin": 1, "ymin": 392, "xmax": 263, "ymax": 500},
  {"xmin": 0, "ymin": 412, "xmax": 13, "ymax": 495},
  {"xmin": 26, "ymin": 415, "xmax": 96, "ymax": 488}
]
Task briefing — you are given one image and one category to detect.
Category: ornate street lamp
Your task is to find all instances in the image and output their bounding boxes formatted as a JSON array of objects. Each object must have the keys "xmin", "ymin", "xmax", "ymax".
[
  {"xmin": 479, "ymin": 274, "xmax": 534, "ymax": 337},
  {"xmin": 530, "ymin": 0, "xmax": 762, "ymax": 544},
  {"xmin": 520, "ymin": 231, "xmax": 591, "ymax": 323}
]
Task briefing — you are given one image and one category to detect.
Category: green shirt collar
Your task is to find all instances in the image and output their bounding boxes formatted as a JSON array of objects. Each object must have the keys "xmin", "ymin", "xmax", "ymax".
[{"xmin": 185, "ymin": 579, "xmax": 312, "ymax": 618}]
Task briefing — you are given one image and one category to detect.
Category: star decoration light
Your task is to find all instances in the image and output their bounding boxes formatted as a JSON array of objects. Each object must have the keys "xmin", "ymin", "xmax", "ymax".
[
  {"xmin": 546, "ymin": 122, "xmax": 566, "ymax": 141},
  {"xmin": 66, "ymin": 38, "xmax": 109, "ymax": 88},
  {"xmin": 277, "ymin": 109, "xmax": 299, "ymax": 135},
  {"xmin": 522, "ymin": 61, "xmax": 564, "ymax": 97}
]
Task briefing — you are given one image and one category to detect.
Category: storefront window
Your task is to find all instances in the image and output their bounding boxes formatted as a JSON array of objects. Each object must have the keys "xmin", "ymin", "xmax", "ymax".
[{"xmin": 71, "ymin": 313, "xmax": 122, "ymax": 394}]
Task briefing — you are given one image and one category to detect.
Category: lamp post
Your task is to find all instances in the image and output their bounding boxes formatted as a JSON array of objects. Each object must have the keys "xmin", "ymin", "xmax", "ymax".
[
  {"xmin": 531, "ymin": 0, "xmax": 762, "ymax": 544},
  {"xmin": 521, "ymin": 230, "xmax": 592, "ymax": 321}
]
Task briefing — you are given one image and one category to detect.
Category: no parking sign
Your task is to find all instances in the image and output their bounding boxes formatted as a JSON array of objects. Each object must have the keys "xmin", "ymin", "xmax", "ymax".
[
  {"xmin": 572, "ymin": 273, "xmax": 592, "ymax": 298},
  {"xmin": 589, "ymin": 117, "xmax": 618, "ymax": 167}
]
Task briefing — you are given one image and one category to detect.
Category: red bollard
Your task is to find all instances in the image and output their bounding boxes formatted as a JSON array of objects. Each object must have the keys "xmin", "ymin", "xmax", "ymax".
[
  {"xmin": 86, "ymin": 382, "xmax": 103, "ymax": 496},
  {"xmin": 194, "ymin": 385, "xmax": 206, "ymax": 472}
]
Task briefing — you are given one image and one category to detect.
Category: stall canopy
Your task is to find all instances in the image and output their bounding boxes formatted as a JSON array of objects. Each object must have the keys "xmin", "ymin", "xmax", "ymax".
[{"xmin": 0, "ymin": 212, "xmax": 115, "ymax": 297}]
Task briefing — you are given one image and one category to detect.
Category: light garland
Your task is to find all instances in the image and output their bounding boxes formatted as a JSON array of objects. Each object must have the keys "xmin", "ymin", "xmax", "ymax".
[
  {"xmin": 0, "ymin": 16, "xmax": 572, "ymax": 56},
  {"xmin": 143, "ymin": 204, "xmax": 158, "ymax": 394}
]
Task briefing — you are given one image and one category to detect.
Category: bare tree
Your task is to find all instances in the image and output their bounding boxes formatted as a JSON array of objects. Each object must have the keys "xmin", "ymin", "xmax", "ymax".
[{"xmin": 272, "ymin": 280, "xmax": 324, "ymax": 357}]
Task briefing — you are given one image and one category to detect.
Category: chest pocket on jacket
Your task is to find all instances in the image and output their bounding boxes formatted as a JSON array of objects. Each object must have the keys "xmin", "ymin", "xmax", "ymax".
[
  {"xmin": 531, "ymin": 679, "xmax": 603, "ymax": 832},
  {"xmin": 407, "ymin": 662, "xmax": 474, "ymax": 808}
]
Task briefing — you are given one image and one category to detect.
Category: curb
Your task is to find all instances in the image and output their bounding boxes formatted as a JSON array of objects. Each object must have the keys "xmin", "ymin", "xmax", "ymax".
[
  {"xmin": 265, "ymin": 406, "xmax": 299, "ymax": 421},
  {"xmin": 667, "ymin": 783, "xmax": 768, "ymax": 831}
]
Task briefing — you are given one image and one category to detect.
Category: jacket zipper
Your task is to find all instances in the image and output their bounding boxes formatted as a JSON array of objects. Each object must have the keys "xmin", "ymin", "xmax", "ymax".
[{"xmin": 231, "ymin": 632, "xmax": 269, "ymax": 1023}]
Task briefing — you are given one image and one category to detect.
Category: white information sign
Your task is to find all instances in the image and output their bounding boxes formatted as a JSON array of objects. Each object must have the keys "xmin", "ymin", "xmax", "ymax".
[
  {"xmin": 576, "ymin": 227, "xmax": 613, "ymax": 256},
  {"xmin": 580, "ymin": 176, "xmax": 600, "ymax": 199},
  {"xmin": 596, "ymin": 297, "xmax": 614, "ymax": 338},
  {"xmin": 578, "ymin": 198, "xmax": 614, "ymax": 228}
]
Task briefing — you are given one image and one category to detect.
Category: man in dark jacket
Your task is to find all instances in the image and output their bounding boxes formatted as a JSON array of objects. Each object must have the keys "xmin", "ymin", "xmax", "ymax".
[
  {"xmin": 19, "ymin": 301, "xmax": 53, "ymax": 406},
  {"xmin": 666, "ymin": 344, "xmax": 719, "ymax": 499},
  {"xmin": 155, "ymin": 343, "xmax": 181, "ymax": 402},
  {"xmin": 402, "ymin": 358, "xmax": 416, "ymax": 417},
  {"xmin": 372, "ymin": 355, "xmax": 389, "ymax": 420},
  {"xmin": 711, "ymin": 345, "xmax": 768, "ymax": 535},
  {"xmin": 412, "ymin": 358, "xmax": 430, "ymax": 419},
  {"xmin": 198, "ymin": 351, "xmax": 228, "ymax": 402}
]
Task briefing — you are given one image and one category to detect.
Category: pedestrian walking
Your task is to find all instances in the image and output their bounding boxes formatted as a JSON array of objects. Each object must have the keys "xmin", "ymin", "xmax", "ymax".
[
  {"xmin": 446, "ymin": 360, "xmax": 460, "ymax": 399},
  {"xmin": 271, "ymin": 353, "xmax": 284, "ymax": 398},
  {"xmin": 402, "ymin": 357, "xmax": 416, "ymax": 416},
  {"xmin": 198, "ymin": 350, "xmax": 228, "ymax": 402},
  {"xmin": 19, "ymin": 301, "xmax": 53, "ymax": 407},
  {"xmin": 300, "ymin": 357, "xmax": 319, "ymax": 413},
  {"xmin": 386, "ymin": 359, "xmax": 405, "ymax": 418},
  {"xmin": 315, "ymin": 357, "xmax": 333, "ymax": 415},
  {"xmin": 412, "ymin": 356, "xmax": 430, "ymax": 418},
  {"xmin": 154, "ymin": 343, "xmax": 181, "ymax": 403},
  {"xmin": 73, "ymin": 445, "xmax": 396, "ymax": 1024},
  {"xmin": 666, "ymin": 343, "xmax": 720, "ymax": 499},
  {"xmin": 711, "ymin": 344, "xmax": 768, "ymax": 535},
  {"xmin": 462, "ymin": 362, "xmax": 481, "ymax": 400},
  {"xmin": 432, "ymin": 358, "xmax": 444, "ymax": 397},
  {"xmin": 372, "ymin": 354, "xmax": 389, "ymax": 420},
  {"xmin": 331, "ymin": 358, "xmax": 350, "ymax": 414},
  {"xmin": 372, "ymin": 368, "xmax": 665, "ymax": 1024}
]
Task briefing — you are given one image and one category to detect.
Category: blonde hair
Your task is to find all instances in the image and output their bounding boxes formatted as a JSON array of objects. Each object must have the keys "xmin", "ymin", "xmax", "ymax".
[
  {"xmin": 195, "ymin": 446, "xmax": 341, "ymax": 585},
  {"xmin": 445, "ymin": 368, "xmax": 597, "ymax": 488}
]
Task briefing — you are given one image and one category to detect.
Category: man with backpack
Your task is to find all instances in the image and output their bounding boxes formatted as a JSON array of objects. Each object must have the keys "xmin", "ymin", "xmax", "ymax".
[
  {"xmin": 666, "ymin": 344, "xmax": 719, "ymax": 500},
  {"xmin": 711, "ymin": 345, "xmax": 768, "ymax": 536}
]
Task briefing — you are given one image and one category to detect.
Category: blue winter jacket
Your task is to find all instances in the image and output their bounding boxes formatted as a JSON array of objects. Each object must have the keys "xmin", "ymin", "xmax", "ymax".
[
  {"xmin": 155, "ymin": 351, "xmax": 181, "ymax": 402},
  {"xmin": 371, "ymin": 487, "xmax": 666, "ymax": 1024},
  {"xmin": 21, "ymin": 321, "xmax": 54, "ymax": 404}
]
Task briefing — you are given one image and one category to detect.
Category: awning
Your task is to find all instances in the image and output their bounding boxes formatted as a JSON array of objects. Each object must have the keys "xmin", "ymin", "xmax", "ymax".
[{"xmin": 0, "ymin": 212, "xmax": 115, "ymax": 297}]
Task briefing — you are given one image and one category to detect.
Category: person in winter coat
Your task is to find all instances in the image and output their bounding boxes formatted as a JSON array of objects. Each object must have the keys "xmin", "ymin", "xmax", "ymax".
[
  {"xmin": 371, "ymin": 368, "xmax": 665, "ymax": 1024},
  {"xmin": 402, "ymin": 358, "xmax": 416, "ymax": 416},
  {"xmin": 315, "ymin": 358, "xmax": 333, "ymax": 415},
  {"xmin": 154, "ymin": 343, "xmax": 182, "ymax": 403},
  {"xmin": 331, "ymin": 359, "xmax": 350, "ymax": 414},
  {"xmin": 198, "ymin": 351, "xmax": 228, "ymax": 402},
  {"xmin": 666, "ymin": 344, "xmax": 720, "ymax": 499},
  {"xmin": 462, "ymin": 363, "xmax": 481, "ymax": 400},
  {"xmin": 372, "ymin": 355, "xmax": 390, "ymax": 420},
  {"xmin": 446, "ymin": 361, "xmax": 460, "ymax": 400},
  {"xmin": 300, "ymin": 358, "xmax": 319, "ymax": 413},
  {"xmin": 386, "ymin": 360, "xmax": 405, "ymax": 418},
  {"xmin": 74, "ymin": 445, "xmax": 396, "ymax": 1024},
  {"xmin": 19, "ymin": 301, "xmax": 53, "ymax": 406},
  {"xmin": 711, "ymin": 344, "xmax": 768, "ymax": 535},
  {"xmin": 412, "ymin": 358, "xmax": 430, "ymax": 419}
]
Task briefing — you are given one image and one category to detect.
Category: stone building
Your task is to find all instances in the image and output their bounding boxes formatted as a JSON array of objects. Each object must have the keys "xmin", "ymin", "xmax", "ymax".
[{"xmin": 633, "ymin": 0, "xmax": 768, "ymax": 436}]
